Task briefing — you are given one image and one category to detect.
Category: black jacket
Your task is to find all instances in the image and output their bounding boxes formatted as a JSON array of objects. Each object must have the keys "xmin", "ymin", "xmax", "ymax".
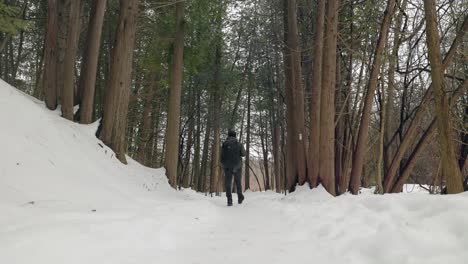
[{"xmin": 220, "ymin": 136, "xmax": 246, "ymax": 169}]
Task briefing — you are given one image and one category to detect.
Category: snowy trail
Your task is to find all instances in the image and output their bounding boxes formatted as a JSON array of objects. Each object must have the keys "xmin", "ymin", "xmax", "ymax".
[
  {"xmin": 1, "ymin": 79, "xmax": 468, "ymax": 264},
  {"xmin": 2, "ymin": 187, "xmax": 468, "ymax": 264}
]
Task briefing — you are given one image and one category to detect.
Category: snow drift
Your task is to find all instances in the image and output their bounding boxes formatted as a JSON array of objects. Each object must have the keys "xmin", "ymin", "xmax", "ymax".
[{"xmin": 1, "ymin": 78, "xmax": 468, "ymax": 264}]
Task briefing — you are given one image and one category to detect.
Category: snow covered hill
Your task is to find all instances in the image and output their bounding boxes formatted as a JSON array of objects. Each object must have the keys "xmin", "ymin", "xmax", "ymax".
[{"xmin": 1, "ymin": 78, "xmax": 468, "ymax": 264}]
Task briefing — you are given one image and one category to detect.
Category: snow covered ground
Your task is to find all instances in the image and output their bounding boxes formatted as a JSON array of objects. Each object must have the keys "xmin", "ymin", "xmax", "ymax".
[{"xmin": 1, "ymin": 78, "xmax": 468, "ymax": 264}]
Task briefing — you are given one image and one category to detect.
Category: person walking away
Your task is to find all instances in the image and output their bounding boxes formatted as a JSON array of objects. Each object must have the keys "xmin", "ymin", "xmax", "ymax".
[{"xmin": 221, "ymin": 130, "xmax": 246, "ymax": 206}]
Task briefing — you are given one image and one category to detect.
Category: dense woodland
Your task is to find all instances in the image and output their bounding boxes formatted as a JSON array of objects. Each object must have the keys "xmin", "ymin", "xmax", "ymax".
[{"xmin": 1, "ymin": 0, "xmax": 467, "ymax": 195}]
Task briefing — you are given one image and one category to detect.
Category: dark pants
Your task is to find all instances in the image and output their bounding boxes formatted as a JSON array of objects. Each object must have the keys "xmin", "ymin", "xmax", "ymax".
[{"xmin": 224, "ymin": 167, "xmax": 244, "ymax": 203}]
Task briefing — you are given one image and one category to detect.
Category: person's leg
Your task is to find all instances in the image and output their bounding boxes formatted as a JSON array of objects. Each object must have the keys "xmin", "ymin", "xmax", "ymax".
[
  {"xmin": 224, "ymin": 168, "xmax": 233, "ymax": 205},
  {"xmin": 234, "ymin": 167, "xmax": 244, "ymax": 203}
]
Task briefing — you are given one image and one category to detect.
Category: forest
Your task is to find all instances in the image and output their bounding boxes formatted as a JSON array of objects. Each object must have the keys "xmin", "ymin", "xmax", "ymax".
[{"xmin": 1, "ymin": 0, "xmax": 467, "ymax": 196}]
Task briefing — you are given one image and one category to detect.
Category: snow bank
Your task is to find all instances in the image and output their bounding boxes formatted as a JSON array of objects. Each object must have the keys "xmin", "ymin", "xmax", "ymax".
[
  {"xmin": 1, "ymin": 79, "xmax": 468, "ymax": 264},
  {"xmin": 0, "ymin": 78, "xmax": 170, "ymax": 207}
]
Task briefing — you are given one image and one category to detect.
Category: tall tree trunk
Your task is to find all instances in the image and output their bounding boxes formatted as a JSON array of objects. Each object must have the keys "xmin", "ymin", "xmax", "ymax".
[
  {"xmin": 318, "ymin": 0, "xmax": 339, "ymax": 196},
  {"xmin": 385, "ymin": 0, "xmax": 407, "ymax": 171},
  {"xmin": 33, "ymin": 49, "xmax": 44, "ymax": 99},
  {"xmin": 273, "ymin": 65, "xmax": 282, "ymax": 192},
  {"xmin": 383, "ymin": 15, "xmax": 468, "ymax": 192},
  {"xmin": 273, "ymin": 97, "xmax": 282, "ymax": 192},
  {"xmin": 199, "ymin": 94, "xmax": 213, "ymax": 192},
  {"xmin": 192, "ymin": 91, "xmax": 202, "ymax": 189},
  {"xmin": 137, "ymin": 74, "xmax": 157, "ymax": 165},
  {"xmin": 99, "ymin": 0, "xmax": 140, "ymax": 164},
  {"xmin": 273, "ymin": 20, "xmax": 285, "ymax": 192},
  {"xmin": 423, "ymin": 0, "xmax": 463, "ymax": 194},
  {"xmin": 61, "ymin": 0, "xmax": 81, "ymax": 120},
  {"xmin": 376, "ymin": 74, "xmax": 386, "ymax": 194},
  {"xmin": 307, "ymin": 0, "xmax": 325, "ymax": 188},
  {"xmin": 210, "ymin": 45, "xmax": 222, "ymax": 194},
  {"xmin": 182, "ymin": 84, "xmax": 196, "ymax": 187},
  {"xmin": 42, "ymin": 0, "xmax": 58, "ymax": 110},
  {"xmin": 334, "ymin": 54, "xmax": 345, "ymax": 194},
  {"xmin": 393, "ymin": 121, "xmax": 437, "ymax": 192},
  {"xmin": 165, "ymin": 1, "xmax": 185, "ymax": 188},
  {"xmin": 283, "ymin": 0, "xmax": 297, "ymax": 191},
  {"xmin": 56, "ymin": 0, "xmax": 70, "ymax": 103},
  {"xmin": 245, "ymin": 73, "xmax": 252, "ymax": 191},
  {"xmin": 260, "ymin": 112, "xmax": 270, "ymax": 190},
  {"xmin": 268, "ymin": 105, "xmax": 276, "ymax": 192},
  {"xmin": 392, "ymin": 80, "xmax": 467, "ymax": 192},
  {"xmin": 288, "ymin": 0, "xmax": 307, "ymax": 186},
  {"xmin": 79, "ymin": 0, "xmax": 107, "ymax": 124},
  {"xmin": 349, "ymin": 0, "xmax": 395, "ymax": 194},
  {"xmin": 338, "ymin": 3, "xmax": 354, "ymax": 193}
]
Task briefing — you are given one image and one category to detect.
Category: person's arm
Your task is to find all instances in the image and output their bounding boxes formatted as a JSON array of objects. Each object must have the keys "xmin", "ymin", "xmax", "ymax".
[{"xmin": 220, "ymin": 143, "xmax": 225, "ymax": 163}]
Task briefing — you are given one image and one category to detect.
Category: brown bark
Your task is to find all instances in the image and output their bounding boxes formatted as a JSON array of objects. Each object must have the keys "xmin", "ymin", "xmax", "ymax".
[
  {"xmin": 137, "ymin": 75, "xmax": 157, "ymax": 165},
  {"xmin": 307, "ymin": 0, "xmax": 325, "ymax": 188},
  {"xmin": 283, "ymin": 8, "xmax": 296, "ymax": 191},
  {"xmin": 260, "ymin": 113, "xmax": 270, "ymax": 190},
  {"xmin": 392, "ymin": 80, "xmax": 468, "ymax": 192},
  {"xmin": 198, "ymin": 96, "xmax": 212, "ymax": 192},
  {"xmin": 385, "ymin": 0, "xmax": 407, "ymax": 171},
  {"xmin": 376, "ymin": 73, "xmax": 386, "ymax": 194},
  {"xmin": 341, "ymin": 130, "xmax": 353, "ymax": 192},
  {"xmin": 334, "ymin": 54, "xmax": 346, "ymax": 194},
  {"xmin": 338, "ymin": 4, "xmax": 354, "ymax": 194},
  {"xmin": 99, "ymin": 0, "xmax": 140, "ymax": 164},
  {"xmin": 182, "ymin": 121, "xmax": 194, "ymax": 188},
  {"xmin": 165, "ymin": 1, "xmax": 185, "ymax": 188},
  {"xmin": 43, "ymin": 0, "xmax": 58, "ymax": 110},
  {"xmin": 182, "ymin": 85, "xmax": 196, "ymax": 188},
  {"xmin": 318, "ymin": 0, "xmax": 339, "ymax": 196},
  {"xmin": 61, "ymin": 0, "xmax": 81, "ymax": 120},
  {"xmin": 422, "ymin": 0, "xmax": 463, "ymax": 194},
  {"xmin": 383, "ymin": 14, "xmax": 468, "ymax": 192},
  {"xmin": 33, "ymin": 49, "xmax": 44, "ymax": 99},
  {"xmin": 283, "ymin": 0, "xmax": 304, "ymax": 191},
  {"xmin": 349, "ymin": 0, "xmax": 395, "ymax": 194},
  {"xmin": 56, "ymin": 0, "xmax": 70, "ymax": 103},
  {"xmin": 192, "ymin": 92, "xmax": 202, "ymax": 189},
  {"xmin": 288, "ymin": 0, "xmax": 307, "ymax": 186},
  {"xmin": 79, "ymin": 0, "xmax": 107, "ymax": 124},
  {"xmin": 394, "ymin": 121, "xmax": 436, "ymax": 192},
  {"xmin": 268, "ymin": 106, "xmax": 277, "ymax": 191},
  {"xmin": 210, "ymin": 45, "xmax": 222, "ymax": 194},
  {"xmin": 273, "ymin": 74, "xmax": 282, "ymax": 193},
  {"xmin": 245, "ymin": 73, "xmax": 252, "ymax": 190}
]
